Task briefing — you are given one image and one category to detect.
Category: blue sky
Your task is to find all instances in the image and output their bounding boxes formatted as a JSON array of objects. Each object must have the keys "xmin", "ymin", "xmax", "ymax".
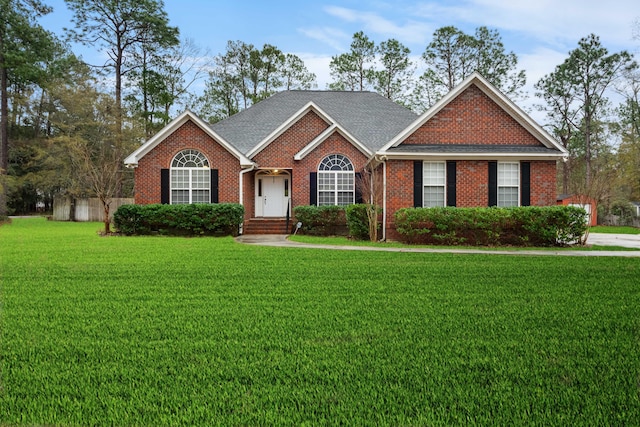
[{"xmin": 41, "ymin": 0, "xmax": 639, "ymax": 115}]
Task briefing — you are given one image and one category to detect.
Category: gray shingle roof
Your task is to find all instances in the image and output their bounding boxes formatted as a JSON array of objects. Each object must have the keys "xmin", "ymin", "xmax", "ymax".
[{"xmin": 210, "ymin": 91, "xmax": 418, "ymax": 154}]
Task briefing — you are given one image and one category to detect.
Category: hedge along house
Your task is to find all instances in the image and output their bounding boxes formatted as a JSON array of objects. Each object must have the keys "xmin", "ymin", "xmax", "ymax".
[{"xmin": 124, "ymin": 72, "xmax": 568, "ymax": 239}]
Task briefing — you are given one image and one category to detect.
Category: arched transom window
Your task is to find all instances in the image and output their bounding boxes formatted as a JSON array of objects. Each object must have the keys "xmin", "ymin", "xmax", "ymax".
[
  {"xmin": 318, "ymin": 154, "xmax": 354, "ymax": 206},
  {"xmin": 170, "ymin": 149, "xmax": 210, "ymax": 204}
]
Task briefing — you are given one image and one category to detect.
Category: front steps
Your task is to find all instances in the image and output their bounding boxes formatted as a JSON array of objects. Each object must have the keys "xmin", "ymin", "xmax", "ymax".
[{"xmin": 242, "ymin": 218, "xmax": 291, "ymax": 235}]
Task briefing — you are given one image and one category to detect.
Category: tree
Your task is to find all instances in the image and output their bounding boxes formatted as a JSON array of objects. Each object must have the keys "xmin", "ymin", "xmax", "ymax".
[
  {"xmin": 422, "ymin": 26, "xmax": 475, "ymax": 93},
  {"xmin": 329, "ymin": 31, "xmax": 376, "ymax": 91},
  {"xmin": 127, "ymin": 38, "xmax": 211, "ymax": 137},
  {"xmin": 535, "ymin": 64, "xmax": 579, "ymax": 194},
  {"xmin": 193, "ymin": 41, "xmax": 316, "ymax": 122},
  {"xmin": 419, "ymin": 26, "xmax": 526, "ymax": 108},
  {"xmin": 51, "ymin": 72, "xmax": 140, "ymax": 233},
  {"xmin": 6, "ymin": 44, "xmax": 82, "ymax": 214},
  {"xmin": 615, "ymin": 68, "xmax": 640, "ymax": 201},
  {"xmin": 536, "ymin": 34, "xmax": 636, "ymax": 189},
  {"xmin": 219, "ymin": 40, "xmax": 254, "ymax": 109},
  {"xmin": 472, "ymin": 27, "xmax": 526, "ymax": 98},
  {"xmin": 356, "ymin": 163, "xmax": 383, "ymax": 242},
  {"xmin": 0, "ymin": 0, "xmax": 55, "ymax": 216},
  {"xmin": 65, "ymin": 0, "xmax": 179, "ymax": 133},
  {"xmin": 373, "ymin": 38, "xmax": 414, "ymax": 103},
  {"xmin": 249, "ymin": 44, "xmax": 285, "ymax": 103},
  {"xmin": 282, "ymin": 53, "xmax": 316, "ymax": 90},
  {"xmin": 195, "ymin": 63, "xmax": 242, "ymax": 123}
]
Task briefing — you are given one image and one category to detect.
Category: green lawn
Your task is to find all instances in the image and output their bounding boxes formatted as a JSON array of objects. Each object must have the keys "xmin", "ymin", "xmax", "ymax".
[
  {"xmin": 1, "ymin": 218, "xmax": 639, "ymax": 426},
  {"xmin": 590, "ymin": 225, "xmax": 640, "ymax": 234}
]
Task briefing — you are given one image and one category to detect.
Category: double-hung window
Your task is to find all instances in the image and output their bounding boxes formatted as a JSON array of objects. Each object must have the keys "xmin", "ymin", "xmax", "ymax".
[
  {"xmin": 170, "ymin": 149, "xmax": 210, "ymax": 204},
  {"xmin": 497, "ymin": 162, "xmax": 519, "ymax": 207},
  {"xmin": 318, "ymin": 154, "xmax": 354, "ymax": 206},
  {"xmin": 423, "ymin": 161, "xmax": 446, "ymax": 207}
]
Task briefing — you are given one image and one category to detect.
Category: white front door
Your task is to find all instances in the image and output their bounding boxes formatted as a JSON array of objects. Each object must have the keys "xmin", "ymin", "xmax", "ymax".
[{"xmin": 262, "ymin": 175, "xmax": 288, "ymax": 217}]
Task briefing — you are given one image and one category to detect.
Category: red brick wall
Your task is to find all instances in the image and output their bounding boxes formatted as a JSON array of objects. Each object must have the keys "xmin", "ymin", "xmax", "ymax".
[
  {"xmin": 253, "ymin": 110, "xmax": 329, "ymax": 168},
  {"xmin": 384, "ymin": 83, "xmax": 559, "ymax": 239},
  {"xmin": 251, "ymin": 110, "xmax": 368, "ymax": 217},
  {"xmin": 530, "ymin": 160, "xmax": 557, "ymax": 206},
  {"xmin": 403, "ymin": 85, "xmax": 544, "ymax": 147},
  {"xmin": 242, "ymin": 171, "xmax": 254, "ymax": 221},
  {"xmin": 384, "ymin": 159, "xmax": 558, "ymax": 240},
  {"xmin": 384, "ymin": 160, "xmax": 413, "ymax": 241},
  {"xmin": 134, "ymin": 120, "xmax": 242, "ymax": 205}
]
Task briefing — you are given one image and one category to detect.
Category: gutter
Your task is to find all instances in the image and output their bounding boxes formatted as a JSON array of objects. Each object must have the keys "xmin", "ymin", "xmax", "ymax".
[{"xmin": 374, "ymin": 154, "xmax": 388, "ymax": 241}]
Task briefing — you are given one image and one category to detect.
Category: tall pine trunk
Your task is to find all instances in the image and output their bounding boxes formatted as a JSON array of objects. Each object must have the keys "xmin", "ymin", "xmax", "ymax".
[{"xmin": 0, "ymin": 47, "xmax": 9, "ymax": 217}]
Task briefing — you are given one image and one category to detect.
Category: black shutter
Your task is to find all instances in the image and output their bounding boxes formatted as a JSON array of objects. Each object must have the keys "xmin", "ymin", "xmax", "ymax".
[
  {"xmin": 310, "ymin": 172, "xmax": 317, "ymax": 206},
  {"xmin": 413, "ymin": 161, "xmax": 423, "ymax": 208},
  {"xmin": 520, "ymin": 162, "xmax": 530, "ymax": 206},
  {"xmin": 446, "ymin": 161, "xmax": 456, "ymax": 207},
  {"xmin": 211, "ymin": 169, "xmax": 219, "ymax": 203},
  {"xmin": 161, "ymin": 169, "xmax": 170, "ymax": 204},
  {"xmin": 488, "ymin": 161, "xmax": 497, "ymax": 207},
  {"xmin": 355, "ymin": 172, "xmax": 363, "ymax": 204}
]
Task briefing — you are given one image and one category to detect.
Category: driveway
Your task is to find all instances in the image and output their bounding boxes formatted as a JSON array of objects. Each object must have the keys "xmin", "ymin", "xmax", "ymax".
[{"xmin": 586, "ymin": 232, "xmax": 640, "ymax": 249}]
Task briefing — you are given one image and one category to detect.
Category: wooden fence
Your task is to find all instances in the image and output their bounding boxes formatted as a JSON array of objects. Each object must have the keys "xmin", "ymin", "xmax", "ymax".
[{"xmin": 53, "ymin": 197, "xmax": 134, "ymax": 222}]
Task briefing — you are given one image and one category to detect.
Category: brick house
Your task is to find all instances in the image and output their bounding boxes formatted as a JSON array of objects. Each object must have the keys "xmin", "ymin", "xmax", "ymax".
[{"xmin": 124, "ymin": 72, "xmax": 568, "ymax": 239}]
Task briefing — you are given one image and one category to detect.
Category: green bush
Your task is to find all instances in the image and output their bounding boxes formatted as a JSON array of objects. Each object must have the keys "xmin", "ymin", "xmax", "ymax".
[
  {"xmin": 293, "ymin": 205, "xmax": 347, "ymax": 236},
  {"xmin": 345, "ymin": 204, "xmax": 381, "ymax": 241},
  {"xmin": 113, "ymin": 203, "xmax": 244, "ymax": 236},
  {"xmin": 394, "ymin": 206, "xmax": 588, "ymax": 246}
]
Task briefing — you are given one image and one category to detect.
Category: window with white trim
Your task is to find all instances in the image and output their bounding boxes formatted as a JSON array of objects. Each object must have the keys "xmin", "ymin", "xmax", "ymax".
[
  {"xmin": 318, "ymin": 154, "xmax": 354, "ymax": 206},
  {"xmin": 170, "ymin": 149, "xmax": 210, "ymax": 204},
  {"xmin": 423, "ymin": 161, "xmax": 446, "ymax": 207},
  {"xmin": 498, "ymin": 162, "xmax": 519, "ymax": 207}
]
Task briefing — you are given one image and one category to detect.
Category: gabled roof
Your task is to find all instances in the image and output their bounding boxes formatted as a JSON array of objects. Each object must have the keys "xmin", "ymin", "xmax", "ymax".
[
  {"xmin": 378, "ymin": 72, "xmax": 568, "ymax": 158},
  {"xmin": 245, "ymin": 101, "xmax": 372, "ymax": 159},
  {"xmin": 294, "ymin": 122, "xmax": 372, "ymax": 160},
  {"xmin": 124, "ymin": 110, "xmax": 254, "ymax": 167},
  {"xmin": 211, "ymin": 91, "xmax": 418, "ymax": 155}
]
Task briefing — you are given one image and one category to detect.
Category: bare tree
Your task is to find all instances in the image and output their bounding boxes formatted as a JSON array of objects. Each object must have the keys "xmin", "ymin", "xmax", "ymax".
[
  {"xmin": 356, "ymin": 163, "xmax": 384, "ymax": 241},
  {"xmin": 52, "ymin": 73, "xmax": 140, "ymax": 233}
]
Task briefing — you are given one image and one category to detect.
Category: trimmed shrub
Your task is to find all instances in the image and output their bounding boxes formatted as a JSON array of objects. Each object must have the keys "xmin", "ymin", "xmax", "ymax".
[
  {"xmin": 394, "ymin": 206, "xmax": 588, "ymax": 247},
  {"xmin": 345, "ymin": 204, "xmax": 381, "ymax": 241},
  {"xmin": 114, "ymin": 203, "xmax": 244, "ymax": 236},
  {"xmin": 293, "ymin": 205, "xmax": 347, "ymax": 236}
]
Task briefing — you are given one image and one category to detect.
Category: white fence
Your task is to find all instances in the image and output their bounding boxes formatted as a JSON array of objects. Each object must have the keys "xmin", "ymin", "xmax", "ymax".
[{"xmin": 53, "ymin": 197, "xmax": 134, "ymax": 222}]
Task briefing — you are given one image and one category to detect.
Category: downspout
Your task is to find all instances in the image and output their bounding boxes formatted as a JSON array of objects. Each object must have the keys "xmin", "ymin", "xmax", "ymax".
[
  {"xmin": 374, "ymin": 155, "xmax": 388, "ymax": 241},
  {"xmin": 239, "ymin": 164, "xmax": 256, "ymax": 234}
]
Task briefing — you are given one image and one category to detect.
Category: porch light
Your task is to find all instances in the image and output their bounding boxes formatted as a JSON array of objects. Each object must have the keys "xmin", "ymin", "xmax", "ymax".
[{"xmin": 273, "ymin": 169, "xmax": 279, "ymax": 173}]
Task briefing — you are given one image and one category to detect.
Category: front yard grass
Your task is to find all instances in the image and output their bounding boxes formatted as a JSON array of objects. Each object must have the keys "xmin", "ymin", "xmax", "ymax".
[
  {"xmin": 1, "ymin": 218, "xmax": 639, "ymax": 425},
  {"xmin": 590, "ymin": 225, "xmax": 640, "ymax": 234}
]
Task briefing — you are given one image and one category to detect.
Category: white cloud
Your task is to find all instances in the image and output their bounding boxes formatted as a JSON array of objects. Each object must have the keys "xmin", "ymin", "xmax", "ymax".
[
  {"xmin": 519, "ymin": 47, "xmax": 569, "ymax": 88},
  {"xmin": 294, "ymin": 53, "xmax": 334, "ymax": 89},
  {"xmin": 413, "ymin": 0, "xmax": 638, "ymax": 51},
  {"xmin": 297, "ymin": 27, "xmax": 351, "ymax": 52},
  {"xmin": 323, "ymin": 5, "xmax": 433, "ymax": 45}
]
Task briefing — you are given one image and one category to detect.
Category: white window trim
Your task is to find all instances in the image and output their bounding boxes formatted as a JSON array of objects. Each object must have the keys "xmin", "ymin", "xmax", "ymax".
[
  {"xmin": 170, "ymin": 150, "xmax": 211, "ymax": 205},
  {"xmin": 317, "ymin": 154, "xmax": 355, "ymax": 206},
  {"xmin": 423, "ymin": 161, "xmax": 446, "ymax": 208},
  {"xmin": 497, "ymin": 162, "xmax": 520, "ymax": 207}
]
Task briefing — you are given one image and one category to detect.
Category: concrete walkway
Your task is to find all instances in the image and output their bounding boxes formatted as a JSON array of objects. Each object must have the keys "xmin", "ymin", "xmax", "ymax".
[{"xmin": 235, "ymin": 233, "xmax": 640, "ymax": 257}]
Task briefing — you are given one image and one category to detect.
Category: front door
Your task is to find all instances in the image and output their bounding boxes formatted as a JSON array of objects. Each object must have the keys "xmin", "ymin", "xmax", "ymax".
[{"xmin": 262, "ymin": 175, "xmax": 288, "ymax": 217}]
